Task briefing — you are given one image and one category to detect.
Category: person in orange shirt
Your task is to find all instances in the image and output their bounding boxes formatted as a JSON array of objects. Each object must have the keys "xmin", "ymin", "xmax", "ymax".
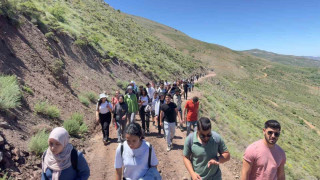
[{"xmin": 183, "ymin": 96, "xmax": 200, "ymax": 136}]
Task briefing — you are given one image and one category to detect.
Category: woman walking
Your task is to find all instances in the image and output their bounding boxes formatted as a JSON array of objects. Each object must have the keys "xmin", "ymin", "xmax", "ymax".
[
  {"xmin": 96, "ymin": 93, "xmax": 113, "ymax": 144},
  {"xmin": 139, "ymin": 88, "xmax": 150, "ymax": 134},
  {"xmin": 151, "ymin": 91, "xmax": 159, "ymax": 127},
  {"xmin": 115, "ymin": 123, "xmax": 160, "ymax": 180},
  {"xmin": 111, "ymin": 90, "xmax": 120, "ymax": 110},
  {"xmin": 124, "ymin": 86, "xmax": 139, "ymax": 123},
  {"xmin": 113, "ymin": 94, "xmax": 128, "ymax": 143},
  {"xmin": 41, "ymin": 127, "xmax": 90, "ymax": 180}
]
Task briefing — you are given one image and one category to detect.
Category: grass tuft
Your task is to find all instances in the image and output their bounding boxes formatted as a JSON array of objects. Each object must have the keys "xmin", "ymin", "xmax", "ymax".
[
  {"xmin": 0, "ymin": 75, "xmax": 21, "ymax": 110},
  {"xmin": 28, "ymin": 129, "xmax": 49, "ymax": 156},
  {"xmin": 34, "ymin": 101, "xmax": 60, "ymax": 119}
]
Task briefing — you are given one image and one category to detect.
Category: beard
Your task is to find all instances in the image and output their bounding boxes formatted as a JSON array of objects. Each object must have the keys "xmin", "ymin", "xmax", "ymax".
[{"xmin": 264, "ymin": 134, "xmax": 278, "ymax": 145}]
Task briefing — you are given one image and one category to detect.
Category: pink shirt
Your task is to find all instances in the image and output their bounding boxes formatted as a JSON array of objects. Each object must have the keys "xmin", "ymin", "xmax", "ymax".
[{"xmin": 243, "ymin": 139, "xmax": 286, "ymax": 180}]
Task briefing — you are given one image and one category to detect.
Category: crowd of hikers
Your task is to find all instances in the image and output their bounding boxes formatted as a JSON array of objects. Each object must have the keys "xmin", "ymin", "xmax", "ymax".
[{"xmin": 41, "ymin": 72, "xmax": 287, "ymax": 180}]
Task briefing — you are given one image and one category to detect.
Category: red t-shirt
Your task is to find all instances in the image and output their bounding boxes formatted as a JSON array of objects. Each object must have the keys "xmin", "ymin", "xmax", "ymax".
[{"xmin": 185, "ymin": 100, "xmax": 199, "ymax": 121}]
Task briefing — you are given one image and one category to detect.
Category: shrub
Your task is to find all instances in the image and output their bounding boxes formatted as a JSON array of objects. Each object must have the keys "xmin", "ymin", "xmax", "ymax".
[
  {"xmin": 22, "ymin": 85, "xmax": 34, "ymax": 95},
  {"xmin": 85, "ymin": 92, "xmax": 98, "ymax": 102},
  {"xmin": 50, "ymin": 59, "xmax": 64, "ymax": 78},
  {"xmin": 45, "ymin": 32, "xmax": 57, "ymax": 41},
  {"xmin": 49, "ymin": 4, "xmax": 66, "ymax": 22},
  {"xmin": 34, "ymin": 101, "xmax": 60, "ymax": 119},
  {"xmin": 116, "ymin": 80, "xmax": 129, "ymax": 91},
  {"xmin": 78, "ymin": 95, "xmax": 89, "ymax": 107},
  {"xmin": 0, "ymin": 75, "xmax": 21, "ymax": 110},
  {"xmin": 74, "ymin": 39, "xmax": 88, "ymax": 47},
  {"xmin": 28, "ymin": 130, "xmax": 49, "ymax": 156},
  {"xmin": 79, "ymin": 123, "xmax": 88, "ymax": 134},
  {"xmin": 63, "ymin": 119, "xmax": 80, "ymax": 136},
  {"xmin": 70, "ymin": 112, "xmax": 84, "ymax": 125}
]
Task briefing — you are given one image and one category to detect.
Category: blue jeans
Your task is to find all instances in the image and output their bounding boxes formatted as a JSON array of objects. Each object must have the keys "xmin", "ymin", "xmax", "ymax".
[{"xmin": 187, "ymin": 121, "xmax": 197, "ymax": 136}]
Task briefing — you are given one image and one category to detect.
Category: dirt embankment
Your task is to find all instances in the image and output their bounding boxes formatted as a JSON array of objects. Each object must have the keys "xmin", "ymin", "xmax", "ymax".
[{"xmin": 86, "ymin": 72, "xmax": 242, "ymax": 180}]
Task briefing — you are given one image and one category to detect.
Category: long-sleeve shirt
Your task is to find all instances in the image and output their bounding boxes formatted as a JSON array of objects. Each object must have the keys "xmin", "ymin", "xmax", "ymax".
[
  {"xmin": 113, "ymin": 102, "xmax": 128, "ymax": 121},
  {"xmin": 124, "ymin": 93, "xmax": 139, "ymax": 113}
]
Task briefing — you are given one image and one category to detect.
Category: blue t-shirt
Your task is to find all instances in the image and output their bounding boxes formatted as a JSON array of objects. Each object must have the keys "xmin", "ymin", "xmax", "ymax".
[{"xmin": 41, "ymin": 151, "xmax": 90, "ymax": 180}]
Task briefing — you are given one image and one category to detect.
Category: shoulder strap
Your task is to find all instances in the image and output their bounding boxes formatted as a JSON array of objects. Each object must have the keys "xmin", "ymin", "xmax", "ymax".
[
  {"xmin": 188, "ymin": 133, "xmax": 194, "ymax": 151},
  {"xmin": 148, "ymin": 144, "xmax": 152, "ymax": 168},
  {"xmin": 71, "ymin": 148, "xmax": 78, "ymax": 172},
  {"xmin": 42, "ymin": 150, "xmax": 47, "ymax": 162},
  {"xmin": 121, "ymin": 143, "xmax": 124, "ymax": 157}
]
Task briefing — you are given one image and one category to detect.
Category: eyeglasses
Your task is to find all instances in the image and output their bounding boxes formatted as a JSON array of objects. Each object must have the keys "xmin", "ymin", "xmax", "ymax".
[
  {"xmin": 267, "ymin": 131, "xmax": 280, "ymax": 137},
  {"xmin": 199, "ymin": 133, "xmax": 212, "ymax": 139}
]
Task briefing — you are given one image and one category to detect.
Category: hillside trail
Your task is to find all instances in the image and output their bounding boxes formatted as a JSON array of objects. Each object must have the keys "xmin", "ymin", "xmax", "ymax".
[{"xmin": 85, "ymin": 72, "xmax": 240, "ymax": 180}]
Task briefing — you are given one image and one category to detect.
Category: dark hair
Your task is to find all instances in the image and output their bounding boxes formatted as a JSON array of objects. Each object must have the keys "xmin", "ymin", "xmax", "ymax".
[
  {"xmin": 139, "ymin": 85, "xmax": 143, "ymax": 88},
  {"xmin": 142, "ymin": 88, "xmax": 147, "ymax": 96},
  {"xmin": 118, "ymin": 94, "xmax": 124, "ymax": 101},
  {"xmin": 165, "ymin": 94, "xmax": 172, "ymax": 98},
  {"xmin": 125, "ymin": 123, "xmax": 144, "ymax": 139},
  {"xmin": 193, "ymin": 96, "xmax": 199, "ymax": 103},
  {"xmin": 264, "ymin": 120, "xmax": 281, "ymax": 131},
  {"xmin": 197, "ymin": 117, "xmax": 211, "ymax": 131}
]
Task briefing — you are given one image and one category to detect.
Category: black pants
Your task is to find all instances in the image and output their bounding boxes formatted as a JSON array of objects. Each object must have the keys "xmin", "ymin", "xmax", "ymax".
[
  {"xmin": 184, "ymin": 89, "xmax": 188, "ymax": 100},
  {"xmin": 139, "ymin": 105, "xmax": 150, "ymax": 131},
  {"xmin": 99, "ymin": 112, "xmax": 111, "ymax": 141},
  {"xmin": 157, "ymin": 115, "xmax": 165, "ymax": 134}
]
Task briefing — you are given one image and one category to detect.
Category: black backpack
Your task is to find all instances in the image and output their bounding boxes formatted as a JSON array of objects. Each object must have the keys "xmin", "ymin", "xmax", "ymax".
[
  {"xmin": 121, "ymin": 142, "xmax": 152, "ymax": 168},
  {"xmin": 42, "ymin": 148, "xmax": 78, "ymax": 171}
]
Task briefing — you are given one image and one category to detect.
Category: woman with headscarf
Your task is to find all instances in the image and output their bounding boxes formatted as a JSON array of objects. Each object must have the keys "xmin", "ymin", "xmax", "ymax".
[
  {"xmin": 96, "ymin": 93, "xmax": 113, "ymax": 144},
  {"xmin": 113, "ymin": 94, "xmax": 128, "ymax": 143},
  {"xmin": 41, "ymin": 127, "xmax": 90, "ymax": 180}
]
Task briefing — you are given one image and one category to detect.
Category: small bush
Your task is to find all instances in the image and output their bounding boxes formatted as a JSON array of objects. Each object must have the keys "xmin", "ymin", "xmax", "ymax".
[
  {"xmin": 34, "ymin": 101, "xmax": 60, "ymax": 119},
  {"xmin": 50, "ymin": 59, "xmax": 64, "ymax": 78},
  {"xmin": 49, "ymin": 4, "xmax": 66, "ymax": 22},
  {"xmin": 74, "ymin": 39, "xmax": 88, "ymax": 47},
  {"xmin": 70, "ymin": 112, "xmax": 84, "ymax": 125},
  {"xmin": 28, "ymin": 130, "xmax": 49, "ymax": 156},
  {"xmin": 45, "ymin": 32, "xmax": 57, "ymax": 41},
  {"xmin": 78, "ymin": 95, "xmax": 89, "ymax": 107},
  {"xmin": 85, "ymin": 92, "xmax": 98, "ymax": 102},
  {"xmin": 116, "ymin": 80, "xmax": 129, "ymax": 91},
  {"xmin": 79, "ymin": 123, "xmax": 88, "ymax": 134},
  {"xmin": 0, "ymin": 75, "xmax": 21, "ymax": 110},
  {"xmin": 63, "ymin": 119, "xmax": 80, "ymax": 136},
  {"xmin": 22, "ymin": 85, "xmax": 34, "ymax": 95}
]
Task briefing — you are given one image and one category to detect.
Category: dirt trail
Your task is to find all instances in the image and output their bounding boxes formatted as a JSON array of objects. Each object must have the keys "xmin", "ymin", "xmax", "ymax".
[
  {"xmin": 294, "ymin": 115, "xmax": 320, "ymax": 136},
  {"xmin": 85, "ymin": 72, "xmax": 240, "ymax": 180},
  {"xmin": 256, "ymin": 65, "xmax": 272, "ymax": 79}
]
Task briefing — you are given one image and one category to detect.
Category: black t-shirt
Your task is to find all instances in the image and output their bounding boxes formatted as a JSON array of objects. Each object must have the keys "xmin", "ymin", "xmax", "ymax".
[
  {"xmin": 161, "ymin": 102, "xmax": 177, "ymax": 123},
  {"xmin": 183, "ymin": 84, "xmax": 188, "ymax": 90}
]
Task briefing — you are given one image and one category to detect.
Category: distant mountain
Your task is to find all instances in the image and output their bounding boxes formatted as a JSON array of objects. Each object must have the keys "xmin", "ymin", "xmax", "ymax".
[{"xmin": 243, "ymin": 49, "xmax": 320, "ymax": 67}]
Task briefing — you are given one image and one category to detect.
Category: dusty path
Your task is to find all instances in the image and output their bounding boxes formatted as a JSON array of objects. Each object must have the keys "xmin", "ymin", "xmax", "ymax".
[{"xmin": 85, "ymin": 72, "xmax": 240, "ymax": 180}]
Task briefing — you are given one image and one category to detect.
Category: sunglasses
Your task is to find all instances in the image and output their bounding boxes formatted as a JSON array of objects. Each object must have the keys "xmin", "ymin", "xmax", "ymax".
[
  {"xmin": 267, "ymin": 131, "xmax": 280, "ymax": 137},
  {"xmin": 199, "ymin": 133, "xmax": 212, "ymax": 139}
]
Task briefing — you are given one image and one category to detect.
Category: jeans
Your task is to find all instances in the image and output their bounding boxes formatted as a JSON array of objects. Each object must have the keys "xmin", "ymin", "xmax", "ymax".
[
  {"xmin": 187, "ymin": 121, "xmax": 197, "ymax": 136},
  {"xmin": 116, "ymin": 119, "xmax": 127, "ymax": 141},
  {"xmin": 164, "ymin": 121, "xmax": 176, "ymax": 146},
  {"xmin": 127, "ymin": 112, "xmax": 136, "ymax": 123},
  {"xmin": 184, "ymin": 90, "xmax": 188, "ymax": 100},
  {"xmin": 139, "ymin": 105, "xmax": 150, "ymax": 131},
  {"xmin": 99, "ymin": 112, "xmax": 111, "ymax": 140}
]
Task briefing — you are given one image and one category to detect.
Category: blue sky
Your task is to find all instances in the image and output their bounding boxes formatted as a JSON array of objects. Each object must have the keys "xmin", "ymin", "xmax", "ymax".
[{"xmin": 106, "ymin": 0, "xmax": 320, "ymax": 56}]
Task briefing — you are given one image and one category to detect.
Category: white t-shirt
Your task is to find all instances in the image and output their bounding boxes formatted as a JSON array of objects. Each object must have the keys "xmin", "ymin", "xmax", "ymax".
[
  {"xmin": 97, "ymin": 102, "xmax": 112, "ymax": 114},
  {"xmin": 114, "ymin": 140, "xmax": 159, "ymax": 180},
  {"xmin": 146, "ymin": 87, "xmax": 155, "ymax": 99},
  {"xmin": 140, "ymin": 96, "xmax": 149, "ymax": 106}
]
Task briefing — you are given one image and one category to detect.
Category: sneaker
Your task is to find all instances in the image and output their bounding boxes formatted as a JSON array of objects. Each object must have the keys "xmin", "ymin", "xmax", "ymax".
[
  {"xmin": 157, "ymin": 134, "xmax": 162, "ymax": 138},
  {"xmin": 103, "ymin": 139, "xmax": 108, "ymax": 145},
  {"xmin": 167, "ymin": 146, "xmax": 171, "ymax": 152},
  {"xmin": 146, "ymin": 130, "xmax": 150, "ymax": 134},
  {"xmin": 117, "ymin": 139, "xmax": 121, "ymax": 143}
]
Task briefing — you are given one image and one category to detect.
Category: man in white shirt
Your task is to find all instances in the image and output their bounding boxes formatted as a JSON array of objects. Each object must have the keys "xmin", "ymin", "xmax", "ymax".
[{"xmin": 146, "ymin": 82, "xmax": 155, "ymax": 100}]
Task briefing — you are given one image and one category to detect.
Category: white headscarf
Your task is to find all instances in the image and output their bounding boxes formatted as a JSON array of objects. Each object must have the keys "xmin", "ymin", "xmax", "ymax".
[{"xmin": 42, "ymin": 127, "xmax": 73, "ymax": 180}]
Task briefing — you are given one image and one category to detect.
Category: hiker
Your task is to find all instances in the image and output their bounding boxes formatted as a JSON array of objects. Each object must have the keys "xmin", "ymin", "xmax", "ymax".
[
  {"xmin": 115, "ymin": 123, "xmax": 160, "ymax": 180},
  {"xmin": 183, "ymin": 96, "xmax": 200, "ymax": 136},
  {"xmin": 160, "ymin": 94, "xmax": 182, "ymax": 151},
  {"xmin": 155, "ymin": 93, "xmax": 166, "ymax": 138},
  {"xmin": 183, "ymin": 81, "xmax": 188, "ymax": 100},
  {"xmin": 173, "ymin": 88, "xmax": 183, "ymax": 130},
  {"xmin": 151, "ymin": 91, "xmax": 159, "ymax": 127},
  {"xmin": 146, "ymin": 82, "xmax": 155, "ymax": 101},
  {"xmin": 139, "ymin": 88, "xmax": 150, "ymax": 134},
  {"xmin": 183, "ymin": 117, "xmax": 230, "ymax": 180},
  {"xmin": 41, "ymin": 127, "xmax": 90, "ymax": 180},
  {"xmin": 96, "ymin": 93, "xmax": 113, "ymax": 144},
  {"xmin": 168, "ymin": 82, "xmax": 177, "ymax": 96},
  {"xmin": 240, "ymin": 120, "xmax": 286, "ymax": 180},
  {"xmin": 188, "ymin": 80, "xmax": 191, "ymax": 92},
  {"xmin": 137, "ymin": 85, "xmax": 144, "ymax": 100},
  {"xmin": 157, "ymin": 83, "xmax": 167, "ymax": 94},
  {"xmin": 124, "ymin": 86, "xmax": 139, "ymax": 123},
  {"xmin": 113, "ymin": 94, "xmax": 128, "ymax": 143},
  {"xmin": 111, "ymin": 90, "xmax": 120, "ymax": 110}
]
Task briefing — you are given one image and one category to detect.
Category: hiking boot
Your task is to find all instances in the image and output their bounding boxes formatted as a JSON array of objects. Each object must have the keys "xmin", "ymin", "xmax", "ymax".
[
  {"xmin": 167, "ymin": 145, "xmax": 171, "ymax": 152},
  {"xmin": 103, "ymin": 139, "xmax": 108, "ymax": 145}
]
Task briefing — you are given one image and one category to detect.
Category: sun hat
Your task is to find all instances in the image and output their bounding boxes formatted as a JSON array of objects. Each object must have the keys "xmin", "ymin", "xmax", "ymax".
[
  {"xmin": 127, "ymin": 86, "xmax": 133, "ymax": 89},
  {"xmin": 99, "ymin": 93, "xmax": 108, "ymax": 100}
]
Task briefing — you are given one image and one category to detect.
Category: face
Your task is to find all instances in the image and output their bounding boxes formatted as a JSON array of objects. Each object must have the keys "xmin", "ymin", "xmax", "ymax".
[
  {"xmin": 263, "ymin": 128, "xmax": 280, "ymax": 145},
  {"xmin": 160, "ymin": 84, "xmax": 164, "ymax": 88},
  {"xmin": 119, "ymin": 96, "xmax": 124, "ymax": 103},
  {"xmin": 48, "ymin": 138, "xmax": 64, "ymax": 155},
  {"xmin": 125, "ymin": 134, "xmax": 141, "ymax": 149},
  {"xmin": 197, "ymin": 129, "xmax": 212, "ymax": 143},
  {"xmin": 115, "ymin": 91, "xmax": 119, "ymax": 97},
  {"xmin": 160, "ymin": 95, "xmax": 165, "ymax": 100},
  {"xmin": 165, "ymin": 96, "xmax": 171, "ymax": 102},
  {"xmin": 128, "ymin": 89, "xmax": 132, "ymax": 93},
  {"xmin": 101, "ymin": 97, "xmax": 106, "ymax": 102},
  {"xmin": 154, "ymin": 93, "xmax": 158, "ymax": 98},
  {"xmin": 142, "ymin": 90, "xmax": 147, "ymax": 96}
]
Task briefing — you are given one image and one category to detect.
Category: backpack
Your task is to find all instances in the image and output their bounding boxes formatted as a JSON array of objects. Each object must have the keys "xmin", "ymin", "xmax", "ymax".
[{"xmin": 43, "ymin": 148, "xmax": 78, "ymax": 171}]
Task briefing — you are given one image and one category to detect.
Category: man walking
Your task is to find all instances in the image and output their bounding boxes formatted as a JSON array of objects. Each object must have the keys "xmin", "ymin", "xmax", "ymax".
[
  {"xmin": 183, "ymin": 117, "xmax": 230, "ymax": 180},
  {"xmin": 241, "ymin": 120, "xmax": 286, "ymax": 180},
  {"xmin": 183, "ymin": 96, "xmax": 200, "ymax": 136},
  {"xmin": 160, "ymin": 94, "xmax": 182, "ymax": 151}
]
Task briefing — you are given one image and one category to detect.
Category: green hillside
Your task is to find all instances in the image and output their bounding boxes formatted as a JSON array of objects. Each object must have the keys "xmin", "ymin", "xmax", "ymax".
[{"xmin": 243, "ymin": 49, "xmax": 320, "ymax": 67}]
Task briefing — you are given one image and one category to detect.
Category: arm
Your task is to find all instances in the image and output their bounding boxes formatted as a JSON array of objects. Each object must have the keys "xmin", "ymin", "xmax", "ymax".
[
  {"xmin": 115, "ymin": 168, "xmax": 122, "ymax": 180},
  {"xmin": 175, "ymin": 108, "xmax": 182, "ymax": 123},
  {"xmin": 183, "ymin": 156, "xmax": 201, "ymax": 180},
  {"xmin": 219, "ymin": 151, "xmax": 230, "ymax": 163},
  {"xmin": 277, "ymin": 162, "xmax": 285, "ymax": 180},
  {"xmin": 183, "ymin": 107, "xmax": 187, "ymax": 122},
  {"xmin": 160, "ymin": 110, "xmax": 164, "ymax": 126},
  {"xmin": 96, "ymin": 110, "xmax": 99, "ymax": 123},
  {"xmin": 76, "ymin": 152, "xmax": 90, "ymax": 180},
  {"xmin": 240, "ymin": 159, "xmax": 252, "ymax": 180}
]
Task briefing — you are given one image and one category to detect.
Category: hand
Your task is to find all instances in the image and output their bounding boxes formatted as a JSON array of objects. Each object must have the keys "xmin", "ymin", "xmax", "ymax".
[
  {"xmin": 160, "ymin": 122, "xmax": 163, "ymax": 127},
  {"xmin": 122, "ymin": 115, "xmax": 126, "ymax": 120},
  {"xmin": 207, "ymin": 159, "xmax": 219, "ymax": 168},
  {"xmin": 112, "ymin": 119, "xmax": 116, "ymax": 126},
  {"xmin": 96, "ymin": 117, "xmax": 100, "ymax": 123},
  {"xmin": 191, "ymin": 172, "xmax": 202, "ymax": 180}
]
